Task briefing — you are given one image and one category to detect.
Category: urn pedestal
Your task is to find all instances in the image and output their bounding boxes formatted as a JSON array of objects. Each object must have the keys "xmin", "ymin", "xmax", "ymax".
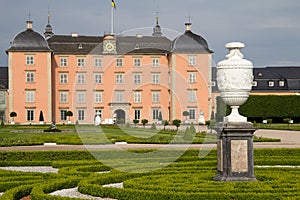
[{"xmin": 214, "ymin": 122, "xmax": 257, "ymax": 182}]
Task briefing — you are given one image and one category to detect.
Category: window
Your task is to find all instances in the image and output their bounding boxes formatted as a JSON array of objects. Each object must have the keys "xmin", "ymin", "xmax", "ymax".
[
  {"xmin": 60, "ymin": 92, "xmax": 68, "ymax": 103},
  {"xmin": 134, "ymin": 58, "xmax": 141, "ymax": 67},
  {"xmin": 116, "ymin": 91, "xmax": 124, "ymax": 103},
  {"xmin": 188, "ymin": 72, "xmax": 196, "ymax": 83},
  {"xmin": 26, "ymin": 91, "xmax": 35, "ymax": 103},
  {"xmin": 60, "ymin": 110, "xmax": 67, "ymax": 121},
  {"xmin": 211, "ymin": 81, "xmax": 216, "ymax": 87},
  {"xmin": 26, "ymin": 72, "xmax": 34, "ymax": 83},
  {"xmin": 252, "ymin": 81, "xmax": 258, "ymax": 87},
  {"xmin": 77, "ymin": 91, "xmax": 86, "ymax": 103},
  {"xmin": 116, "ymin": 58, "xmax": 123, "ymax": 67},
  {"xmin": 78, "ymin": 110, "xmax": 85, "ymax": 121},
  {"xmin": 60, "ymin": 58, "xmax": 68, "ymax": 67},
  {"xmin": 134, "ymin": 110, "xmax": 141, "ymax": 120},
  {"xmin": 152, "ymin": 109, "xmax": 160, "ymax": 120},
  {"xmin": 133, "ymin": 73, "xmax": 142, "ymax": 84},
  {"xmin": 152, "ymin": 91, "xmax": 160, "ymax": 103},
  {"xmin": 188, "ymin": 56, "xmax": 196, "ymax": 66},
  {"xmin": 268, "ymin": 81, "xmax": 274, "ymax": 87},
  {"xmin": 94, "ymin": 91, "xmax": 103, "ymax": 103},
  {"xmin": 60, "ymin": 73, "xmax": 68, "ymax": 84},
  {"xmin": 134, "ymin": 92, "xmax": 141, "ymax": 103},
  {"xmin": 26, "ymin": 55, "xmax": 34, "ymax": 65},
  {"xmin": 152, "ymin": 73, "xmax": 160, "ymax": 84},
  {"xmin": 188, "ymin": 90, "xmax": 197, "ymax": 102},
  {"xmin": 116, "ymin": 73, "xmax": 124, "ymax": 84},
  {"xmin": 279, "ymin": 81, "xmax": 285, "ymax": 87},
  {"xmin": 189, "ymin": 109, "xmax": 196, "ymax": 120},
  {"xmin": 27, "ymin": 110, "xmax": 34, "ymax": 121},
  {"xmin": 94, "ymin": 73, "xmax": 103, "ymax": 84},
  {"xmin": 152, "ymin": 58, "xmax": 159, "ymax": 67},
  {"xmin": 94, "ymin": 58, "xmax": 102, "ymax": 67},
  {"xmin": 77, "ymin": 58, "xmax": 85, "ymax": 67},
  {"xmin": 77, "ymin": 73, "xmax": 85, "ymax": 84}
]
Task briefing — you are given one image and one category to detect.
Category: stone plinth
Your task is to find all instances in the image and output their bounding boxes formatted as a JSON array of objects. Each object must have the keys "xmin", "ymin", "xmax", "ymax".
[{"xmin": 214, "ymin": 122, "xmax": 257, "ymax": 182}]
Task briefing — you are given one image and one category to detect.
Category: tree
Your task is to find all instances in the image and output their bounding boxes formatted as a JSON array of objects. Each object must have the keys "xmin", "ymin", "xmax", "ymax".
[
  {"xmin": 66, "ymin": 111, "xmax": 73, "ymax": 121},
  {"xmin": 163, "ymin": 120, "xmax": 169, "ymax": 130},
  {"xmin": 150, "ymin": 123, "xmax": 157, "ymax": 130},
  {"xmin": 10, "ymin": 112, "xmax": 17, "ymax": 123},
  {"xmin": 172, "ymin": 119, "xmax": 181, "ymax": 130},
  {"xmin": 133, "ymin": 119, "xmax": 139, "ymax": 127},
  {"xmin": 141, "ymin": 119, "xmax": 148, "ymax": 128},
  {"xmin": 39, "ymin": 111, "xmax": 44, "ymax": 122},
  {"xmin": 183, "ymin": 111, "xmax": 190, "ymax": 121}
]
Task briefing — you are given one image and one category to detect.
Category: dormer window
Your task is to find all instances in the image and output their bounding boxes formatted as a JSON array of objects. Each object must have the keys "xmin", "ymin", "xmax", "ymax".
[
  {"xmin": 258, "ymin": 73, "xmax": 263, "ymax": 77},
  {"xmin": 279, "ymin": 81, "xmax": 285, "ymax": 87},
  {"xmin": 252, "ymin": 81, "xmax": 257, "ymax": 87},
  {"xmin": 268, "ymin": 81, "xmax": 275, "ymax": 87},
  {"xmin": 78, "ymin": 43, "xmax": 83, "ymax": 49}
]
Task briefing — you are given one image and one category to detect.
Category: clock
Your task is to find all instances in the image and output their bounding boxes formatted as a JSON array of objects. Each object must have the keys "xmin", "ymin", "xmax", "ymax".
[{"xmin": 103, "ymin": 40, "xmax": 116, "ymax": 53}]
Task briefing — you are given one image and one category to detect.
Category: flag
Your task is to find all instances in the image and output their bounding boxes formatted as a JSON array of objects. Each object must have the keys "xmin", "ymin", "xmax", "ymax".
[{"xmin": 111, "ymin": 0, "xmax": 116, "ymax": 9}]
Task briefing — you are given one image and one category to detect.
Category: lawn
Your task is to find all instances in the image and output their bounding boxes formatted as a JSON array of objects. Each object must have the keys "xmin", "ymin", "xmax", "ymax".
[
  {"xmin": 255, "ymin": 122, "xmax": 300, "ymax": 131},
  {"xmin": 0, "ymin": 124, "xmax": 279, "ymax": 146},
  {"xmin": 0, "ymin": 149, "xmax": 299, "ymax": 199}
]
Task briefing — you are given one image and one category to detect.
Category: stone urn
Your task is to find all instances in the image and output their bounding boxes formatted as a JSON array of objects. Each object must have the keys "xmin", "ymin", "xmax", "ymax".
[
  {"xmin": 217, "ymin": 42, "xmax": 253, "ymax": 122},
  {"xmin": 94, "ymin": 111, "xmax": 101, "ymax": 126}
]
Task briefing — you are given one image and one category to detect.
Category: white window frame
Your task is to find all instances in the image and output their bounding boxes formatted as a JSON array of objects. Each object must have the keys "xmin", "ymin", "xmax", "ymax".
[
  {"xmin": 279, "ymin": 81, "xmax": 285, "ymax": 87},
  {"xmin": 26, "ymin": 55, "xmax": 34, "ymax": 65},
  {"xmin": 94, "ymin": 58, "xmax": 102, "ymax": 67},
  {"xmin": 116, "ymin": 91, "xmax": 124, "ymax": 103},
  {"xmin": 59, "ymin": 91, "xmax": 68, "ymax": 103},
  {"xmin": 26, "ymin": 91, "xmax": 35, "ymax": 103},
  {"xmin": 94, "ymin": 73, "xmax": 103, "ymax": 84},
  {"xmin": 78, "ymin": 110, "xmax": 85, "ymax": 121},
  {"xmin": 152, "ymin": 73, "xmax": 160, "ymax": 84},
  {"xmin": 134, "ymin": 109, "xmax": 141, "ymax": 120},
  {"xmin": 189, "ymin": 109, "xmax": 196, "ymax": 120},
  {"xmin": 134, "ymin": 58, "xmax": 141, "ymax": 67},
  {"xmin": 133, "ymin": 73, "xmax": 142, "ymax": 84},
  {"xmin": 252, "ymin": 81, "xmax": 258, "ymax": 87},
  {"xmin": 60, "ymin": 110, "xmax": 67, "ymax": 121},
  {"xmin": 116, "ymin": 73, "xmax": 124, "ymax": 84},
  {"xmin": 60, "ymin": 73, "xmax": 68, "ymax": 84},
  {"xmin": 188, "ymin": 56, "xmax": 196, "ymax": 66},
  {"xmin": 60, "ymin": 58, "xmax": 68, "ymax": 67},
  {"xmin": 188, "ymin": 72, "xmax": 196, "ymax": 83},
  {"xmin": 77, "ymin": 58, "xmax": 85, "ymax": 67},
  {"xmin": 268, "ymin": 81, "xmax": 275, "ymax": 87},
  {"xmin": 77, "ymin": 91, "xmax": 86, "ymax": 103},
  {"xmin": 116, "ymin": 58, "xmax": 123, "ymax": 67},
  {"xmin": 94, "ymin": 91, "xmax": 103, "ymax": 103},
  {"xmin": 188, "ymin": 90, "xmax": 197, "ymax": 103},
  {"xmin": 152, "ymin": 109, "xmax": 160, "ymax": 120},
  {"xmin": 77, "ymin": 73, "xmax": 85, "ymax": 84},
  {"xmin": 26, "ymin": 72, "xmax": 34, "ymax": 83},
  {"xmin": 152, "ymin": 91, "xmax": 160, "ymax": 103},
  {"xmin": 152, "ymin": 58, "xmax": 159, "ymax": 67},
  {"xmin": 27, "ymin": 110, "xmax": 34, "ymax": 121},
  {"xmin": 134, "ymin": 91, "xmax": 142, "ymax": 103}
]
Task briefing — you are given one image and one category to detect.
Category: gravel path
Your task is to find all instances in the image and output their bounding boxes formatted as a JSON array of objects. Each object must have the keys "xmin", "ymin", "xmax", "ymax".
[{"xmin": 0, "ymin": 166, "xmax": 59, "ymax": 173}]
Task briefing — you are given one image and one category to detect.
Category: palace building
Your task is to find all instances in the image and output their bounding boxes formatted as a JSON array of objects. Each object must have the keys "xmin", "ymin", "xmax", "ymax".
[{"xmin": 6, "ymin": 16, "xmax": 213, "ymax": 124}]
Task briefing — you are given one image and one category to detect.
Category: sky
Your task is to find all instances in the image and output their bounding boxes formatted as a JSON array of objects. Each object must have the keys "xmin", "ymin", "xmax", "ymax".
[{"xmin": 0, "ymin": 0, "xmax": 300, "ymax": 67}]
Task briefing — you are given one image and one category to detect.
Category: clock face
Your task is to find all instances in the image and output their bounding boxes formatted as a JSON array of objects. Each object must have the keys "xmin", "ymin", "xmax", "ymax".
[{"xmin": 104, "ymin": 41, "xmax": 116, "ymax": 53}]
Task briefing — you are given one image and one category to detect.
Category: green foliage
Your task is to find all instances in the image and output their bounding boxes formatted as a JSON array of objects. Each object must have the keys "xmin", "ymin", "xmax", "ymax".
[
  {"xmin": 150, "ymin": 123, "xmax": 157, "ymax": 130},
  {"xmin": 189, "ymin": 125, "xmax": 196, "ymax": 135},
  {"xmin": 141, "ymin": 119, "xmax": 148, "ymax": 127},
  {"xmin": 172, "ymin": 119, "xmax": 181, "ymax": 130},
  {"xmin": 162, "ymin": 120, "xmax": 169, "ymax": 129},
  {"xmin": 0, "ymin": 121, "xmax": 4, "ymax": 127}
]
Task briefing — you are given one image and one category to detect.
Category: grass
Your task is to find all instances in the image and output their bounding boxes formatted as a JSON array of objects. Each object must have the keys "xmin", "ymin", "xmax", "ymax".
[
  {"xmin": 0, "ymin": 149, "xmax": 299, "ymax": 199},
  {"xmin": 0, "ymin": 124, "xmax": 280, "ymax": 146},
  {"xmin": 255, "ymin": 122, "xmax": 300, "ymax": 131}
]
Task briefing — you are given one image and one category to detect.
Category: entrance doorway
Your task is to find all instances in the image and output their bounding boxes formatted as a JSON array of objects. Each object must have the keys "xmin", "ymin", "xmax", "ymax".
[{"xmin": 114, "ymin": 109, "xmax": 125, "ymax": 124}]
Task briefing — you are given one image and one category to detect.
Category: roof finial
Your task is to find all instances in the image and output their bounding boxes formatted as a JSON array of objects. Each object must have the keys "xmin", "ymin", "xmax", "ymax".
[
  {"xmin": 44, "ymin": 8, "xmax": 54, "ymax": 38},
  {"xmin": 26, "ymin": 9, "xmax": 33, "ymax": 30},
  {"xmin": 185, "ymin": 11, "xmax": 192, "ymax": 32}
]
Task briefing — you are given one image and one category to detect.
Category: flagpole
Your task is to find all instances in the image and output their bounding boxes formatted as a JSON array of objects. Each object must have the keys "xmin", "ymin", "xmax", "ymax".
[{"xmin": 111, "ymin": 5, "xmax": 114, "ymax": 34}]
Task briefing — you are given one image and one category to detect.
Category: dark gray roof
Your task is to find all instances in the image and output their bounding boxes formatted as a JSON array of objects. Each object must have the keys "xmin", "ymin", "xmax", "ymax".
[
  {"xmin": 171, "ymin": 30, "xmax": 213, "ymax": 53},
  {"xmin": 212, "ymin": 66, "xmax": 300, "ymax": 92},
  {"xmin": 47, "ymin": 35, "xmax": 102, "ymax": 55},
  {"xmin": 8, "ymin": 29, "xmax": 51, "ymax": 52},
  {"xmin": 0, "ymin": 67, "xmax": 8, "ymax": 89},
  {"xmin": 48, "ymin": 35, "xmax": 171, "ymax": 55}
]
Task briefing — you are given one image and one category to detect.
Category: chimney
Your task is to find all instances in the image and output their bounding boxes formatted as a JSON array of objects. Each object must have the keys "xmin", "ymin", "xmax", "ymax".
[
  {"xmin": 26, "ymin": 21, "xmax": 33, "ymax": 30},
  {"xmin": 185, "ymin": 22, "xmax": 192, "ymax": 32}
]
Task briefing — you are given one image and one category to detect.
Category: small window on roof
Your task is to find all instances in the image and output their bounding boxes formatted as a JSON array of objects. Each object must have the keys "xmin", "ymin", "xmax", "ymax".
[
  {"xmin": 252, "ymin": 81, "xmax": 257, "ymax": 87},
  {"xmin": 279, "ymin": 81, "xmax": 285, "ymax": 87},
  {"xmin": 268, "ymin": 81, "xmax": 274, "ymax": 87},
  {"xmin": 258, "ymin": 73, "xmax": 263, "ymax": 77}
]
